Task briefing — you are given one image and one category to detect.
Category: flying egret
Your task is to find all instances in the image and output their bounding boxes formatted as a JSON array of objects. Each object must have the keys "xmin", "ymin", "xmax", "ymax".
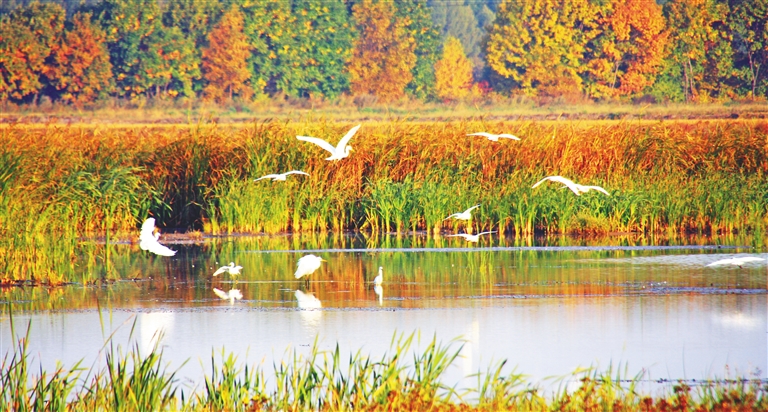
[
  {"xmin": 707, "ymin": 256, "xmax": 765, "ymax": 267},
  {"xmin": 139, "ymin": 218, "xmax": 176, "ymax": 257},
  {"xmin": 444, "ymin": 204, "xmax": 481, "ymax": 221},
  {"xmin": 295, "ymin": 254, "xmax": 325, "ymax": 281},
  {"xmin": 373, "ymin": 266, "xmax": 383, "ymax": 286},
  {"xmin": 295, "ymin": 290, "xmax": 322, "ymax": 309},
  {"xmin": 467, "ymin": 132, "xmax": 521, "ymax": 141},
  {"xmin": 212, "ymin": 262, "xmax": 243, "ymax": 277},
  {"xmin": 296, "ymin": 124, "xmax": 361, "ymax": 161},
  {"xmin": 213, "ymin": 287, "xmax": 243, "ymax": 304},
  {"xmin": 532, "ymin": 176, "xmax": 610, "ymax": 196},
  {"xmin": 254, "ymin": 170, "xmax": 309, "ymax": 182},
  {"xmin": 447, "ymin": 231, "xmax": 496, "ymax": 243}
]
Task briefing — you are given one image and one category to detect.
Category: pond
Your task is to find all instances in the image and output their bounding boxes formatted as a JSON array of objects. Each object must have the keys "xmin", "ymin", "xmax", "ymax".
[{"xmin": 1, "ymin": 233, "xmax": 766, "ymax": 393}]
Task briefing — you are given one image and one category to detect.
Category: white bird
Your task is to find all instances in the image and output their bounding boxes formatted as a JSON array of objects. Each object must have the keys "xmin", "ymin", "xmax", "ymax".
[
  {"xmin": 212, "ymin": 262, "xmax": 243, "ymax": 277},
  {"xmin": 447, "ymin": 231, "xmax": 496, "ymax": 243},
  {"xmin": 254, "ymin": 170, "xmax": 309, "ymax": 182},
  {"xmin": 373, "ymin": 266, "xmax": 383, "ymax": 286},
  {"xmin": 707, "ymin": 256, "xmax": 765, "ymax": 267},
  {"xmin": 467, "ymin": 132, "xmax": 521, "ymax": 141},
  {"xmin": 294, "ymin": 254, "xmax": 326, "ymax": 280},
  {"xmin": 213, "ymin": 288, "xmax": 243, "ymax": 304},
  {"xmin": 297, "ymin": 124, "xmax": 360, "ymax": 161},
  {"xmin": 139, "ymin": 218, "xmax": 176, "ymax": 257},
  {"xmin": 295, "ymin": 290, "xmax": 322, "ymax": 309},
  {"xmin": 445, "ymin": 204, "xmax": 481, "ymax": 221},
  {"xmin": 374, "ymin": 284, "xmax": 383, "ymax": 306},
  {"xmin": 532, "ymin": 175, "xmax": 610, "ymax": 196}
]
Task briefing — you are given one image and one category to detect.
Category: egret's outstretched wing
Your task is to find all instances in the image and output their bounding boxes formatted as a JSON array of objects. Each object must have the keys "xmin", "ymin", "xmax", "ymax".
[
  {"xmin": 467, "ymin": 132, "xmax": 493, "ymax": 139},
  {"xmin": 335, "ymin": 124, "xmax": 361, "ymax": 151},
  {"xmin": 477, "ymin": 231, "xmax": 497, "ymax": 236},
  {"xmin": 497, "ymin": 134, "xmax": 521, "ymax": 140},
  {"xmin": 446, "ymin": 234, "xmax": 469, "ymax": 239},
  {"xmin": 254, "ymin": 174, "xmax": 280, "ymax": 181},
  {"xmin": 296, "ymin": 135, "xmax": 338, "ymax": 155},
  {"xmin": 463, "ymin": 204, "xmax": 481, "ymax": 214},
  {"xmin": 284, "ymin": 170, "xmax": 309, "ymax": 177},
  {"xmin": 140, "ymin": 218, "xmax": 156, "ymax": 242},
  {"xmin": 212, "ymin": 266, "xmax": 228, "ymax": 276},
  {"xmin": 145, "ymin": 241, "xmax": 177, "ymax": 256},
  {"xmin": 532, "ymin": 176, "xmax": 581, "ymax": 195},
  {"xmin": 584, "ymin": 185, "xmax": 610, "ymax": 196}
]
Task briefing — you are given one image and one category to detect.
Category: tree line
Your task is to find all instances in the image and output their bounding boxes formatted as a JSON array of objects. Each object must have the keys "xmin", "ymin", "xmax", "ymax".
[{"xmin": 0, "ymin": 0, "xmax": 765, "ymax": 106}]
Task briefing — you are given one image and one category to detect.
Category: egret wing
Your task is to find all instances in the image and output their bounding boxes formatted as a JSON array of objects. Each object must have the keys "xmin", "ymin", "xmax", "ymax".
[
  {"xmin": 213, "ymin": 288, "xmax": 228, "ymax": 299},
  {"xmin": 467, "ymin": 132, "xmax": 493, "ymax": 138},
  {"xmin": 212, "ymin": 266, "xmax": 228, "ymax": 276},
  {"xmin": 146, "ymin": 240, "xmax": 176, "ymax": 256},
  {"xmin": 335, "ymin": 124, "xmax": 361, "ymax": 151},
  {"xmin": 296, "ymin": 135, "xmax": 338, "ymax": 155},
  {"xmin": 285, "ymin": 170, "xmax": 309, "ymax": 176},
  {"xmin": 254, "ymin": 174, "xmax": 280, "ymax": 181}
]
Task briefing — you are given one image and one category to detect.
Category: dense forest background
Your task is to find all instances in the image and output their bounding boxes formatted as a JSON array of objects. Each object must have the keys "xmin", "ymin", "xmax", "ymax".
[{"xmin": 0, "ymin": 0, "xmax": 765, "ymax": 107}]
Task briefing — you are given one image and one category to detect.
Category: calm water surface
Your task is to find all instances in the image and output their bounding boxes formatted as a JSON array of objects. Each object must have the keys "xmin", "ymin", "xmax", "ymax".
[{"xmin": 2, "ymin": 234, "xmax": 766, "ymax": 391}]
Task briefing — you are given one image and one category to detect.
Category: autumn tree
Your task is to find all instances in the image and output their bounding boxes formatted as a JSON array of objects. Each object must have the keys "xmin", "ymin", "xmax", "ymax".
[
  {"xmin": 43, "ymin": 12, "xmax": 113, "ymax": 105},
  {"xmin": 485, "ymin": 0, "xmax": 599, "ymax": 97},
  {"xmin": 202, "ymin": 6, "xmax": 252, "ymax": 102},
  {"xmin": 275, "ymin": 0, "xmax": 354, "ymax": 99},
  {"xmin": 429, "ymin": 0, "xmax": 485, "ymax": 61},
  {"xmin": 142, "ymin": 25, "xmax": 200, "ymax": 98},
  {"xmin": 730, "ymin": 0, "xmax": 768, "ymax": 98},
  {"xmin": 240, "ymin": 1, "xmax": 292, "ymax": 95},
  {"xmin": 434, "ymin": 36, "xmax": 473, "ymax": 101},
  {"xmin": 583, "ymin": 0, "xmax": 669, "ymax": 99},
  {"xmin": 348, "ymin": 0, "xmax": 416, "ymax": 103},
  {"xmin": 658, "ymin": 0, "xmax": 732, "ymax": 102},
  {"xmin": 394, "ymin": 0, "xmax": 440, "ymax": 100}
]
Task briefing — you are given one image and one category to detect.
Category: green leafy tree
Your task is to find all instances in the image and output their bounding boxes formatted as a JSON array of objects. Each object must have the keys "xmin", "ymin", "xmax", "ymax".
[
  {"xmin": 429, "ymin": 0, "xmax": 484, "ymax": 60},
  {"xmin": 394, "ymin": 0, "xmax": 440, "ymax": 99},
  {"xmin": 202, "ymin": 6, "xmax": 252, "ymax": 102},
  {"xmin": 434, "ymin": 36, "xmax": 473, "ymax": 101},
  {"xmin": 240, "ymin": 1, "xmax": 292, "ymax": 95},
  {"xmin": 730, "ymin": 0, "xmax": 768, "ymax": 98},
  {"xmin": 275, "ymin": 0, "xmax": 354, "ymax": 99},
  {"xmin": 142, "ymin": 25, "xmax": 200, "ymax": 98},
  {"xmin": 348, "ymin": 0, "xmax": 416, "ymax": 103}
]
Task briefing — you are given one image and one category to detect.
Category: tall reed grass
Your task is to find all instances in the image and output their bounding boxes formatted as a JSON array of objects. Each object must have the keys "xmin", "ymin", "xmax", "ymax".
[
  {"xmin": 2, "ymin": 120, "xmax": 767, "ymax": 283},
  {"xmin": 1, "ymin": 319, "xmax": 765, "ymax": 411}
]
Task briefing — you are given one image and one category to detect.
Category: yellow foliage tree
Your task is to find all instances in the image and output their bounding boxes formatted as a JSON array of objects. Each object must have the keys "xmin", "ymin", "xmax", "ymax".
[
  {"xmin": 347, "ymin": 0, "xmax": 416, "ymax": 103},
  {"xmin": 434, "ymin": 36, "xmax": 473, "ymax": 101},
  {"xmin": 202, "ymin": 7, "xmax": 252, "ymax": 102},
  {"xmin": 585, "ymin": 0, "xmax": 669, "ymax": 98}
]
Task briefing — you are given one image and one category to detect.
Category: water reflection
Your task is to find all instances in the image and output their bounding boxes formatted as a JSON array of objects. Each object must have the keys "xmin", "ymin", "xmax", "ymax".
[
  {"xmin": 374, "ymin": 285, "xmax": 383, "ymax": 306},
  {"xmin": 212, "ymin": 287, "xmax": 242, "ymax": 304}
]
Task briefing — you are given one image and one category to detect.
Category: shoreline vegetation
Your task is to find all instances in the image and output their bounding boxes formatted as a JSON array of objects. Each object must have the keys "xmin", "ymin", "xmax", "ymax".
[
  {"xmin": 1, "ymin": 321, "xmax": 765, "ymax": 411},
  {"xmin": 2, "ymin": 115, "xmax": 768, "ymax": 284}
]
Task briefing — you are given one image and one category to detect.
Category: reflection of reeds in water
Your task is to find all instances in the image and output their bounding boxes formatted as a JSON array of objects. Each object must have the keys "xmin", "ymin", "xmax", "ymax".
[{"xmin": 1, "ymin": 323, "xmax": 765, "ymax": 410}]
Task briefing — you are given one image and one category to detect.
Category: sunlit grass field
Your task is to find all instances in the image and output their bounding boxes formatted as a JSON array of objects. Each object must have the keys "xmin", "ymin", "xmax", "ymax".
[{"xmin": 1, "ymin": 119, "xmax": 767, "ymax": 284}]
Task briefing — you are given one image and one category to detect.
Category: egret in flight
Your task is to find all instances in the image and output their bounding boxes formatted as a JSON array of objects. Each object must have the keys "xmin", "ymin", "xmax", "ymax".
[
  {"xmin": 213, "ymin": 288, "xmax": 243, "ymax": 304},
  {"xmin": 212, "ymin": 262, "xmax": 243, "ymax": 277},
  {"xmin": 297, "ymin": 124, "xmax": 361, "ymax": 160},
  {"xmin": 295, "ymin": 254, "xmax": 326, "ymax": 282},
  {"xmin": 707, "ymin": 256, "xmax": 765, "ymax": 268},
  {"xmin": 254, "ymin": 170, "xmax": 309, "ymax": 182},
  {"xmin": 447, "ymin": 231, "xmax": 496, "ymax": 243},
  {"xmin": 445, "ymin": 204, "xmax": 481, "ymax": 221},
  {"xmin": 532, "ymin": 176, "xmax": 610, "ymax": 196},
  {"xmin": 373, "ymin": 266, "xmax": 383, "ymax": 286},
  {"xmin": 467, "ymin": 132, "xmax": 521, "ymax": 141},
  {"xmin": 139, "ymin": 218, "xmax": 176, "ymax": 257}
]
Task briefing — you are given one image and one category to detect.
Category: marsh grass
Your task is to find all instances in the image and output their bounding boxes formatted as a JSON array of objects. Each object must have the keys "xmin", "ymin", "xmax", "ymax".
[
  {"xmin": 2, "ymin": 120, "xmax": 768, "ymax": 284},
  {"xmin": 1, "ymin": 317, "xmax": 766, "ymax": 411}
]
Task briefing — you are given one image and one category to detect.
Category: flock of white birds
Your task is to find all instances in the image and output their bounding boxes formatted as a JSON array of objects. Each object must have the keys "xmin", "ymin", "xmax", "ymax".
[{"xmin": 137, "ymin": 125, "xmax": 765, "ymax": 306}]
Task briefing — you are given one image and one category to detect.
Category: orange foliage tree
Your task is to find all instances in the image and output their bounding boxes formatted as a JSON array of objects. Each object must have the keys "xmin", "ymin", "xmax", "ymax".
[
  {"xmin": 202, "ymin": 6, "xmax": 252, "ymax": 102},
  {"xmin": 348, "ymin": 0, "xmax": 416, "ymax": 103},
  {"xmin": 434, "ymin": 36, "xmax": 473, "ymax": 101},
  {"xmin": 44, "ymin": 12, "xmax": 113, "ymax": 105}
]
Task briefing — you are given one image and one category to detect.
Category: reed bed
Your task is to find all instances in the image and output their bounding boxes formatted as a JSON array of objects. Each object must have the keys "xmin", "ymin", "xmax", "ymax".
[
  {"xmin": 1, "ymin": 119, "xmax": 767, "ymax": 283},
  {"xmin": 1, "ymin": 320, "xmax": 765, "ymax": 411}
]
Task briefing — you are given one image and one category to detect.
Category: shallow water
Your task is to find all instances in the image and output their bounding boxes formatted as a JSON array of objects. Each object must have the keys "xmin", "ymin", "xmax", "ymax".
[{"xmin": 1, "ymin": 234, "xmax": 766, "ymax": 392}]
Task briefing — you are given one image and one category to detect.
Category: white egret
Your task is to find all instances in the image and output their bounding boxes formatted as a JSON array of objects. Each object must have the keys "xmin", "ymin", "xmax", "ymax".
[
  {"xmin": 707, "ymin": 256, "xmax": 765, "ymax": 267},
  {"xmin": 295, "ymin": 254, "xmax": 325, "ymax": 281},
  {"xmin": 373, "ymin": 266, "xmax": 383, "ymax": 286},
  {"xmin": 467, "ymin": 132, "xmax": 521, "ymax": 141},
  {"xmin": 213, "ymin": 287, "xmax": 243, "ymax": 304},
  {"xmin": 532, "ymin": 175, "xmax": 610, "ymax": 196},
  {"xmin": 212, "ymin": 262, "xmax": 243, "ymax": 277},
  {"xmin": 447, "ymin": 231, "xmax": 496, "ymax": 243},
  {"xmin": 374, "ymin": 284, "xmax": 383, "ymax": 306},
  {"xmin": 296, "ymin": 124, "xmax": 361, "ymax": 161},
  {"xmin": 254, "ymin": 170, "xmax": 309, "ymax": 182},
  {"xmin": 139, "ymin": 218, "xmax": 176, "ymax": 257},
  {"xmin": 444, "ymin": 204, "xmax": 481, "ymax": 221},
  {"xmin": 295, "ymin": 290, "xmax": 322, "ymax": 309}
]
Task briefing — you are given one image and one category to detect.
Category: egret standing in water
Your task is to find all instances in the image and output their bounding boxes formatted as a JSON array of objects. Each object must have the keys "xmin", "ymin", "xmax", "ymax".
[
  {"xmin": 467, "ymin": 132, "xmax": 521, "ymax": 141},
  {"xmin": 254, "ymin": 170, "xmax": 309, "ymax": 182},
  {"xmin": 212, "ymin": 262, "xmax": 243, "ymax": 277},
  {"xmin": 139, "ymin": 218, "xmax": 176, "ymax": 257},
  {"xmin": 532, "ymin": 176, "xmax": 610, "ymax": 196},
  {"xmin": 297, "ymin": 124, "xmax": 360, "ymax": 161},
  {"xmin": 373, "ymin": 266, "xmax": 383, "ymax": 286},
  {"xmin": 295, "ymin": 254, "xmax": 326, "ymax": 284}
]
